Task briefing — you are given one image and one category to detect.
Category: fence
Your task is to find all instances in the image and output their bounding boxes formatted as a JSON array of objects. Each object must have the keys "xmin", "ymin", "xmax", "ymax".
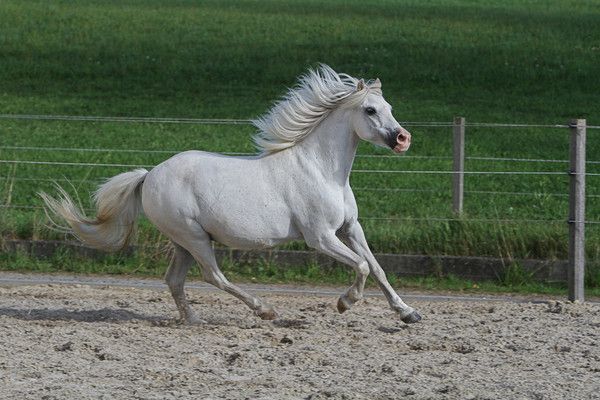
[
  {"xmin": 449, "ymin": 117, "xmax": 594, "ymax": 302},
  {"xmin": 1, "ymin": 114, "xmax": 599, "ymax": 301}
]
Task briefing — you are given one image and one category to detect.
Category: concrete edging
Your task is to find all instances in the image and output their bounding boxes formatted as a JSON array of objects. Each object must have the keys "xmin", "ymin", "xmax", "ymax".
[{"xmin": 2, "ymin": 239, "xmax": 568, "ymax": 282}]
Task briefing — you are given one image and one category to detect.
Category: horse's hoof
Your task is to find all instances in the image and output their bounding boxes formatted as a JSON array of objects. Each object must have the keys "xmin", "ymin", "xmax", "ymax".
[
  {"xmin": 256, "ymin": 305, "xmax": 278, "ymax": 320},
  {"xmin": 401, "ymin": 310, "xmax": 422, "ymax": 324},
  {"xmin": 337, "ymin": 297, "xmax": 351, "ymax": 314}
]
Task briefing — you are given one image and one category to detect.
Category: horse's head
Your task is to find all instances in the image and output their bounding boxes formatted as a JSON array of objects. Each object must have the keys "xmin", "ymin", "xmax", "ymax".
[{"xmin": 351, "ymin": 79, "xmax": 411, "ymax": 154}]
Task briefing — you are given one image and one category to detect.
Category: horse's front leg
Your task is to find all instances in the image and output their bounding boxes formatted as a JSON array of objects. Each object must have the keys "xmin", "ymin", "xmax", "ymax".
[
  {"xmin": 344, "ymin": 222, "xmax": 422, "ymax": 324},
  {"xmin": 305, "ymin": 232, "xmax": 369, "ymax": 313}
]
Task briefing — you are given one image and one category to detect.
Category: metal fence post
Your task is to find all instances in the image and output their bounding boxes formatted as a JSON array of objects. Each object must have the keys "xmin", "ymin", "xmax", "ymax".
[
  {"xmin": 452, "ymin": 117, "xmax": 465, "ymax": 214},
  {"xmin": 568, "ymin": 119, "xmax": 586, "ymax": 302}
]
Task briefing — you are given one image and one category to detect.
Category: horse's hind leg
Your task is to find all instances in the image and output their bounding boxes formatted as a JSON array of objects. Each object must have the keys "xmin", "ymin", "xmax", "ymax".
[
  {"xmin": 180, "ymin": 232, "xmax": 277, "ymax": 320},
  {"xmin": 165, "ymin": 242, "xmax": 203, "ymax": 324}
]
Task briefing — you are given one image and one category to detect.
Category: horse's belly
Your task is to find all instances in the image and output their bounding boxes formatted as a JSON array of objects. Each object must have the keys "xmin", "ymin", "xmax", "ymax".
[
  {"xmin": 201, "ymin": 209, "xmax": 302, "ymax": 250},
  {"xmin": 211, "ymin": 232, "xmax": 297, "ymax": 250}
]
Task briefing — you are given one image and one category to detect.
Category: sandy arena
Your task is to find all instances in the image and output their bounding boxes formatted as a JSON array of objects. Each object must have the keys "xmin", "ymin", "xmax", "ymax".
[{"xmin": 0, "ymin": 275, "xmax": 598, "ymax": 399}]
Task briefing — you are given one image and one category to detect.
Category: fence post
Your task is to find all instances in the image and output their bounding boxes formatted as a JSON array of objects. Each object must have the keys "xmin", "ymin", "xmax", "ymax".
[
  {"xmin": 452, "ymin": 117, "xmax": 465, "ymax": 214},
  {"xmin": 568, "ymin": 119, "xmax": 586, "ymax": 302}
]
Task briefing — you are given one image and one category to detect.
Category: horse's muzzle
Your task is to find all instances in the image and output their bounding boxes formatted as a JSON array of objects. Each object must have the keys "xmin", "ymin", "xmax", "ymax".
[{"xmin": 388, "ymin": 127, "xmax": 411, "ymax": 153}]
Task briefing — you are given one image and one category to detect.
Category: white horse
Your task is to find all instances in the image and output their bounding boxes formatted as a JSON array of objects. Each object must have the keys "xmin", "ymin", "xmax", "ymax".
[{"xmin": 41, "ymin": 65, "xmax": 421, "ymax": 324}]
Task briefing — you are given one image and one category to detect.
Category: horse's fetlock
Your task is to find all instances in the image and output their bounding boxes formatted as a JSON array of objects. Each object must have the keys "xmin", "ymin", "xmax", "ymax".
[
  {"xmin": 255, "ymin": 303, "xmax": 277, "ymax": 320},
  {"xmin": 337, "ymin": 296, "xmax": 351, "ymax": 314},
  {"xmin": 394, "ymin": 306, "xmax": 415, "ymax": 319}
]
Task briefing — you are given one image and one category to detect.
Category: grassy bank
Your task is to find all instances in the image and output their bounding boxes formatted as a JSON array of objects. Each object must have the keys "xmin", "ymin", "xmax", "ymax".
[
  {"xmin": 2, "ymin": 246, "xmax": 599, "ymax": 297},
  {"xmin": 1, "ymin": 0, "xmax": 600, "ymax": 282}
]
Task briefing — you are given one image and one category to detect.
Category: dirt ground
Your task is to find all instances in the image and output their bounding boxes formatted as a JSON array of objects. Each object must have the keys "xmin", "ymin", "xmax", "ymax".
[{"xmin": 0, "ymin": 280, "xmax": 598, "ymax": 400}]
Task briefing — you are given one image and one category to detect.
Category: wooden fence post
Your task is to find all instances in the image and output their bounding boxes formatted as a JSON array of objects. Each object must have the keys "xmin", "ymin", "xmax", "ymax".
[
  {"xmin": 452, "ymin": 117, "xmax": 465, "ymax": 214},
  {"xmin": 568, "ymin": 119, "xmax": 586, "ymax": 302}
]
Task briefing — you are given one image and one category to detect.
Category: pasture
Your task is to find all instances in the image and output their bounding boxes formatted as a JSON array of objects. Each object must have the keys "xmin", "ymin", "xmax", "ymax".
[
  {"xmin": 1, "ymin": 0, "xmax": 600, "ymax": 284},
  {"xmin": 0, "ymin": 278, "xmax": 598, "ymax": 399}
]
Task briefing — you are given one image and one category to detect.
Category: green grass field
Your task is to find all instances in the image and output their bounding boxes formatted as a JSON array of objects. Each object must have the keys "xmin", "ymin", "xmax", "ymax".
[{"xmin": 1, "ymin": 0, "xmax": 600, "ymax": 287}]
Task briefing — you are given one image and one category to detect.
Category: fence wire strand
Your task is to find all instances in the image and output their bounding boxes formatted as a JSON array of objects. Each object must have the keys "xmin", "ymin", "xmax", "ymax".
[
  {"xmin": 6, "ymin": 145, "xmax": 600, "ymax": 165},
  {"xmin": 1, "ymin": 159, "xmax": 581, "ymax": 176},
  {"xmin": 3, "ymin": 113, "xmax": 597, "ymax": 129},
  {"xmin": 0, "ymin": 159, "xmax": 153, "ymax": 168},
  {"xmin": 0, "ymin": 145, "xmax": 454, "ymax": 160},
  {"xmin": 0, "ymin": 114, "xmax": 254, "ymax": 125},
  {"xmin": 3, "ymin": 177, "xmax": 600, "ymax": 198}
]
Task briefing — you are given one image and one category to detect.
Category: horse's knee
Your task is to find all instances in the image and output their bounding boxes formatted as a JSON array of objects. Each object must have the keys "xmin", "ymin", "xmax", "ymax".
[{"xmin": 356, "ymin": 260, "xmax": 369, "ymax": 277}]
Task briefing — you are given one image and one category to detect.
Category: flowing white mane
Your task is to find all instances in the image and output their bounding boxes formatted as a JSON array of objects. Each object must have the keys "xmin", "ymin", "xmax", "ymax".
[{"xmin": 252, "ymin": 64, "xmax": 381, "ymax": 154}]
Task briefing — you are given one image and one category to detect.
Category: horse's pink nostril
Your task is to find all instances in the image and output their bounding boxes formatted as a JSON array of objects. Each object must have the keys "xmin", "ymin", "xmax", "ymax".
[
  {"xmin": 392, "ymin": 128, "xmax": 412, "ymax": 153},
  {"xmin": 397, "ymin": 131, "xmax": 411, "ymax": 143}
]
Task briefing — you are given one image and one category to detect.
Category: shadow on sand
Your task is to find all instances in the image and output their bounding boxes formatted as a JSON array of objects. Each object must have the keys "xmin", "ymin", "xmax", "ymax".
[{"xmin": 0, "ymin": 307, "xmax": 171, "ymax": 324}]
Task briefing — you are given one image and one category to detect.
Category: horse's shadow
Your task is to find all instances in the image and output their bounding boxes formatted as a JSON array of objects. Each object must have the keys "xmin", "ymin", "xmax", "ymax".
[
  {"xmin": 0, "ymin": 307, "xmax": 266, "ymax": 327},
  {"xmin": 0, "ymin": 307, "xmax": 170, "ymax": 324}
]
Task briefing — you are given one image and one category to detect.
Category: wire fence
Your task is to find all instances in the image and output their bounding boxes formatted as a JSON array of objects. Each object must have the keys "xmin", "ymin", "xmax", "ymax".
[
  {"xmin": 2, "ymin": 113, "xmax": 598, "ymax": 302},
  {"xmin": 1, "ymin": 114, "xmax": 599, "ymax": 226}
]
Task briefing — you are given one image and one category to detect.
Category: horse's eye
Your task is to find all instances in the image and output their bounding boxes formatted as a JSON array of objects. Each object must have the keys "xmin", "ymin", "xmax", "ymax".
[{"xmin": 365, "ymin": 107, "xmax": 376, "ymax": 116}]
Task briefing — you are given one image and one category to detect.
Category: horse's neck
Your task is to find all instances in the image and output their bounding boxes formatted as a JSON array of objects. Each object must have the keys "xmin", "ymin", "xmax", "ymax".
[{"xmin": 292, "ymin": 108, "xmax": 358, "ymax": 185}]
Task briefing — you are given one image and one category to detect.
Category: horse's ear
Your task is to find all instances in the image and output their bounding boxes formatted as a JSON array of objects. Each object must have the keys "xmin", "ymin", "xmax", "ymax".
[
  {"xmin": 356, "ymin": 79, "xmax": 365, "ymax": 91},
  {"xmin": 373, "ymin": 78, "xmax": 382, "ymax": 88}
]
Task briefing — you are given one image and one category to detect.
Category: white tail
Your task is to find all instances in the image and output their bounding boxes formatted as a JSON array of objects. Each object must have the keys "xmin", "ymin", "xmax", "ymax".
[{"xmin": 39, "ymin": 169, "xmax": 148, "ymax": 251}]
